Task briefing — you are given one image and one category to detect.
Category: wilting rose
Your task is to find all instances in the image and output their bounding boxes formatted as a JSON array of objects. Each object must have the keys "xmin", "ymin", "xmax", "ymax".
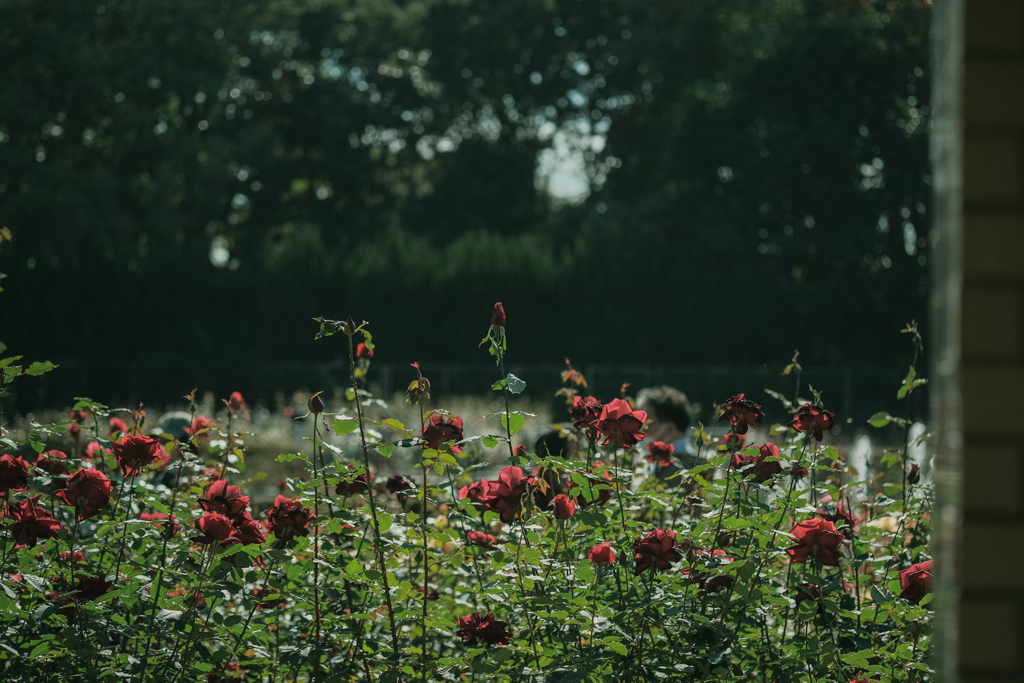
[
  {"xmin": 790, "ymin": 403, "xmax": 836, "ymax": 441},
  {"xmin": 56, "ymin": 468, "xmax": 113, "ymax": 520},
  {"xmin": 108, "ymin": 417, "xmax": 128, "ymax": 436},
  {"xmin": 552, "ymin": 494, "xmax": 576, "ymax": 520},
  {"xmin": 267, "ymin": 495, "xmax": 315, "ymax": 541},
  {"xmin": 899, "ymin": 559, "xmax": 933, "ymax": 606},
  {"xmin": 199, "ymin": 480, "xmax": 251, "ymax": 522},
  {"xmin": 646, "ymin": 441, "xmax": 675, "ymax": 466},
  {"xmin": 186, "ymin": 416, "xmax": 217, "ymax": 439},
  {"xmin": 633, "ymin": 528, "xmax": 682, "ymax": 575},
  {"xmin": 335, "ymin": 465, "xmax": 373, "ymax": 496},
  {"xmin": 467, "ymin": 530, "xmax": 498, "ymax": 550},
  {"xmin": 786, "ymin": 518, "xmax": 844, "ymax": 566},
  {"xmin": 717, "ymin": 394, "xmax": 765, "ymax": 435},
  {"xmin": 597, "ymin": 399, "xmax": 648, "ymax": 449},
  {"xmin": 569, "ymin": 396, "xmax": 602, "ymax": 437},
  {"xmin": 195, "ymin": 512, "xmax": 238, "ymax": 544},
  {"xmin": 0, "ymin": 454, "xmax": 31, "ymax": 491},
  {"xmin": 491, "ymin": 302, "xmax": 506, "ymax": 327},
  {"xmin": 421, "ymin": 414, "xmax": 465, "ymax": 453},
  {"xmin": 455, "ymin": 612, "xmax": 511, "ymax": 646},
  {"xmin": 588, "ymin": 542, "xmax": 616, "ymax": 565},
  {"xmin": 3, "ymin": 495, "xmax": 63, "ymax": 547},
  {"xmin": 113, "ymin": 434, "xmax": 164, "ymax": 476}
]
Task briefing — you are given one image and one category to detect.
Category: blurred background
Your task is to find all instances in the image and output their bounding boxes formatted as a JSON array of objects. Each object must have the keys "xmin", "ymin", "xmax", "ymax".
[{"xmin": 0, "ymin": 0, "xmax": 931, "ymax": 425}]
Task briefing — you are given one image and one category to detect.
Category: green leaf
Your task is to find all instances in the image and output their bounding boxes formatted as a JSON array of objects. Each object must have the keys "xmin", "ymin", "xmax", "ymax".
[
  {"xmin": 382, "ymin": 418, "xmax": 405, "ymax": 431},
  {"xmin": 491, "ymin": 379, "xmax": 508, "ymax": 391},
  {"xmin": 377, "ymin": 512, "xmax": 393, "ymax": 534},
  {"xmin": 841, "ymin": 649, "xmax": 875, "ymax": 668},
  {"xmin": 501, "ymin": 413, "xmax": 525, "ymax": 436},
  {"xmin": 505, "ymin": 373, "xmax": 526, "ymax": 394},
  {"xmin": 25, "ymin": 361, "xmax": 56, "ymax": 376},
  {"xmin": 333, "ymin": 417, "xmax": 358, "ymax": 436},
  {"xmin": 868, "ymin": 412, "xmax": 893, "ymax": 428},
  {"xmin": 482, "ymin": 436, "xmax": 497, "ymax": 448},
  {"xmin": 603, "ymin": 638, "xmax": 628, "ymax": 656},
  {"xmin": 379, "ymin": 443, "xmax": 396, "ymax": 458},
  {"xmin": 897, "ymin": 365, "xmax": 917, "ymax": 399}
]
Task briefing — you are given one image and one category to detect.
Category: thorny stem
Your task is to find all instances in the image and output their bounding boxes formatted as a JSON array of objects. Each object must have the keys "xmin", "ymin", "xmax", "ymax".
[{"xmin": 418, "ymin": 399, "xmax": 431, "ymax": 683}]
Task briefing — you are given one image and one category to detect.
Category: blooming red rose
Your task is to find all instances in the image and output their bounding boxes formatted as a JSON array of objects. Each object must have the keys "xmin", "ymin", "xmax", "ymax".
[
  {"xmin": 60, "ymin": 551, "xmax": 87, "ymax": 563},
  {"xmin": 108, "ymin": 417, "xmax": 128, "ymax": 436},
  {"xmin": 199, "ymin": 480, "xmax": 251, "ymax": 522},
  {"xmin": 459, "ymin": 479, "xmax": 499, "ymax": 511},
  {"xmin": 717, "ymin": 394, "xmax": 765, "ymax": 435},
  {"xmin": 633, "ymin": 528, "xmax": 682, "ymax": 575},
  {"xmin": 467, "ymin": 530, "xmax": 498, "ymax": 550},
  {"xmin": 588, "ymin": 541, "xmax": 616, "ymax": 565},
  {"xmin": 2, "ymin": 495, "xmax": 63, "ymax": 547},
  {"xmin": 186, "ymin": 416, "xmax": 217, "ymax": 439},
  {"xmin": 786, "ymin": 518, "xmax": 844, "ymax": 566},
  {"xmin": 568, "ymin": 396, "xmax": 602, "ymax": 437},
  {"xmin": 733, "ymin": 443, "xmax": 783, "ymax": 484},
  {"xmin": 335, "ymin": 465, "xmax": 373, "ymax": 497},
  {"xmin": 458, "ymin": 466, "xmax": 533, "ymax": 522},
  {"xmin": 56, "ymin": 468, "xmax": 113, "ymax": 520},
  {"xmin": 0, "ymin": 454, "xmax": 32, "ymax": 491},
  {"xmin": 195, "ymin": 512, "xmax": 238, "ymax": 545},
  {"xmin": 356, "ymin": 342, "xmax": 374, "ymax": 359},
  {"xmin": 899, "ymin": 559, "xmax": 933, "ymax": 605},
  {"xmin": 597, "ymin": 399, "xmax": 648, "ymax": 449},
  {"xmin": 113, "ymin": 434, "xmax": 164, "ymax": 476},
  {"xmin": 234, "ymin": 517, "xmax": 267, "ymax": 545},
  {"xmin": 790, "ymin": 403, "xmax": 835, "ymax": 441},
  {"xmin": 491, "ymin": 302, "xmax": 506, "ymax": 327},
  {"xmin": 646, "ymin": 441, "xmax": 675, "ymax": 466},
  {"xmin": 36, "ymin": 450, "xmax": 70, "ymax": 480},
  {"xmin": 267, "ymin": 495, "xmax": 315, "ymax": 540},
  {"xmin": 455, "ymin": 612, "xmax": 511, "ymax": 646},
  {"xmin": 421, "ymin": 414, "xmax": 465, "ymax": 453},
  {"xmin": 552, "ymin": 494, "xmax": 576, "ymax": 520}
]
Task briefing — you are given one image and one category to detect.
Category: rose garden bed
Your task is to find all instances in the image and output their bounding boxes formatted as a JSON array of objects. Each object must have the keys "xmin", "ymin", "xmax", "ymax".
[{"xmin": 0, "ymin": 306, "xmax": 932, "ymax": 682}]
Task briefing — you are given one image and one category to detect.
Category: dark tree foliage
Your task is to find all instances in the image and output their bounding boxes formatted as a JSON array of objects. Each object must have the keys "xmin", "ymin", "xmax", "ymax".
[{"xmin": 0, "ymin": 0, "xmax": 930, "ymax": 381}]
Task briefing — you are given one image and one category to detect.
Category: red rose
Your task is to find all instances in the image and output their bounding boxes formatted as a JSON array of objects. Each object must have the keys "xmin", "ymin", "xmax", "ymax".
[
  {"xmin": 60, "ymin": 551, "xmax": 87, "ymax": 563},
  {"xmin": 73, "ymin": 574, "xmax": 114, "ymax": 602},
  {"xmin": 646, "ymin": 441, "xmax": 675, "ymax": 466},
  {"xmin": 186, "ymin": 416, "xmax": 217, "ymax": 439},
  {"xmin": 139, "ymin": 511, "xmax": 182, "ymax": 537},
  {"xmin": 307, "ymin": 393, "xmax": 325, "ymax": 414},
  {"xmin": 552, "ymin": 494, "xmax": 576, "ymax": 519},
  {"xmin": 815, "ymin": 502, "xmax": 857, "ymax": 538},
  {"xmin": 113, "ymin": 434, "xmax": 164, "ymax": 476},
  {"xmin": 458, "ymin": 466, "xmax": 533, "ymax": 523},
  {"xmin": 36, "ymin": 450, "xmax": 70, "ymax": 479},
  {"xmin": 491, "ymin": 302, "xmax": 506, "ymax": 327},
  {"xmin": 267, "ymin": 495, "xmax": 315, "ymax": 540},
  {"xmin": 789, "ymin": 460, "xmax": 809, "ymax": 479},
  {"xmin": 2, "ymin": 495, "xmax": 63, "ymax": 547},
  {"xmin": 56, "ymin": 468, "xmax": 113, "ymax": 520},
  {"xmin": 568, "ymin": 396, "xmax": 602, "ymax": 437},
  {"xmin": 356, "ymin": 342, "xmax": 374, "ymax": 359},
  {"xmin": 596, "ymin": 399, "xmax": 648, "ymax": 449},
  {"xmin": 907, "ymin": 463, "xmax": 921, "ymax": 485},
  {"xmin": 588, "ymin": 542, "xmax": 616, "ymax": 565},
  {"xmin": 732, "ymin": 443, "xmax": 783, "ymax": 484},
  {"xmin": 335, "ymin": 465, "xmax": 373, "ymax": 497},
  {"xmin": 108, "ymin": 417, "xmax": 128, "ymax": 436},
  {"xmin": 199, "ymin": 480, "xmax": 251, "ymax": 522},
  {"xmin": 467, "ymin": 530, "xmax": 498, "ymax": 550},
  {"xmin": 421, "ymin": 414, "xmax": 465, "ymax": 453},
  {"xmin": 85, "ymin": 441, "xmax": 111, "ymax": 461},
  {"xmin": 228, "ymin": 392, "xmax": 246, "ymax": 412},
  {"xmin": 70, "ymin": 409, "xmax": 90, "ymax": 424},
  {"xmin": 68, "ymin": 423, "xmax": 82, "ymax": 440},
  {"xmin": 786, "ymin": 518, "xmax": 844, "ymax": 566},
  {"xmin": 459, "ymin": 479, "xmax": 499, "ymax": 511},
  {"xmin": 195, "ymin": 512, "xmax": 238, "ymax": 544},
  {"xmin": 234, "ymin": 517, "xmax": 267, "ymax": 545},
  {"xmin": 633, "ymin": 528, "xmax": 682, "ymax": 575},
  {"xmin": 790, "ymin": 403, "xmax": 835, "ymax": 441},
  {"xmin": 0, "ymin": 453, "xmax": 32, "ymax": 491},
  {"xmin": 899, "ymin": 559, "xmax": 933, "ymax": 606},
  {"xmin": 455, "ymin": 612, "xmax": 511, "ymax": 646},
  {"xmin": 717, "ymin": 394, "xmax": 764, "ymax": 435}
]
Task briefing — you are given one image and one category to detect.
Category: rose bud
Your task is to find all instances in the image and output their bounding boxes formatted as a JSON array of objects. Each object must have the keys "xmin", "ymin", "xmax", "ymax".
[
  {"xmin": 308, "ymin": 393, "xmax": 324, "ymax": 414},
  {"xmin": 552, "ymin": 494, "xmax": 576, "ymax": 520},
  {"xmin": 588, "ymin": 542, "xmax": 616, "ymax": 565},
  {"xmin": 491, "ymin": 302, "xmax": 506, "ymax": 327},
  {"xmin": 907, "ymin": 463, "xmax": 921, "ymax": 485}
]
